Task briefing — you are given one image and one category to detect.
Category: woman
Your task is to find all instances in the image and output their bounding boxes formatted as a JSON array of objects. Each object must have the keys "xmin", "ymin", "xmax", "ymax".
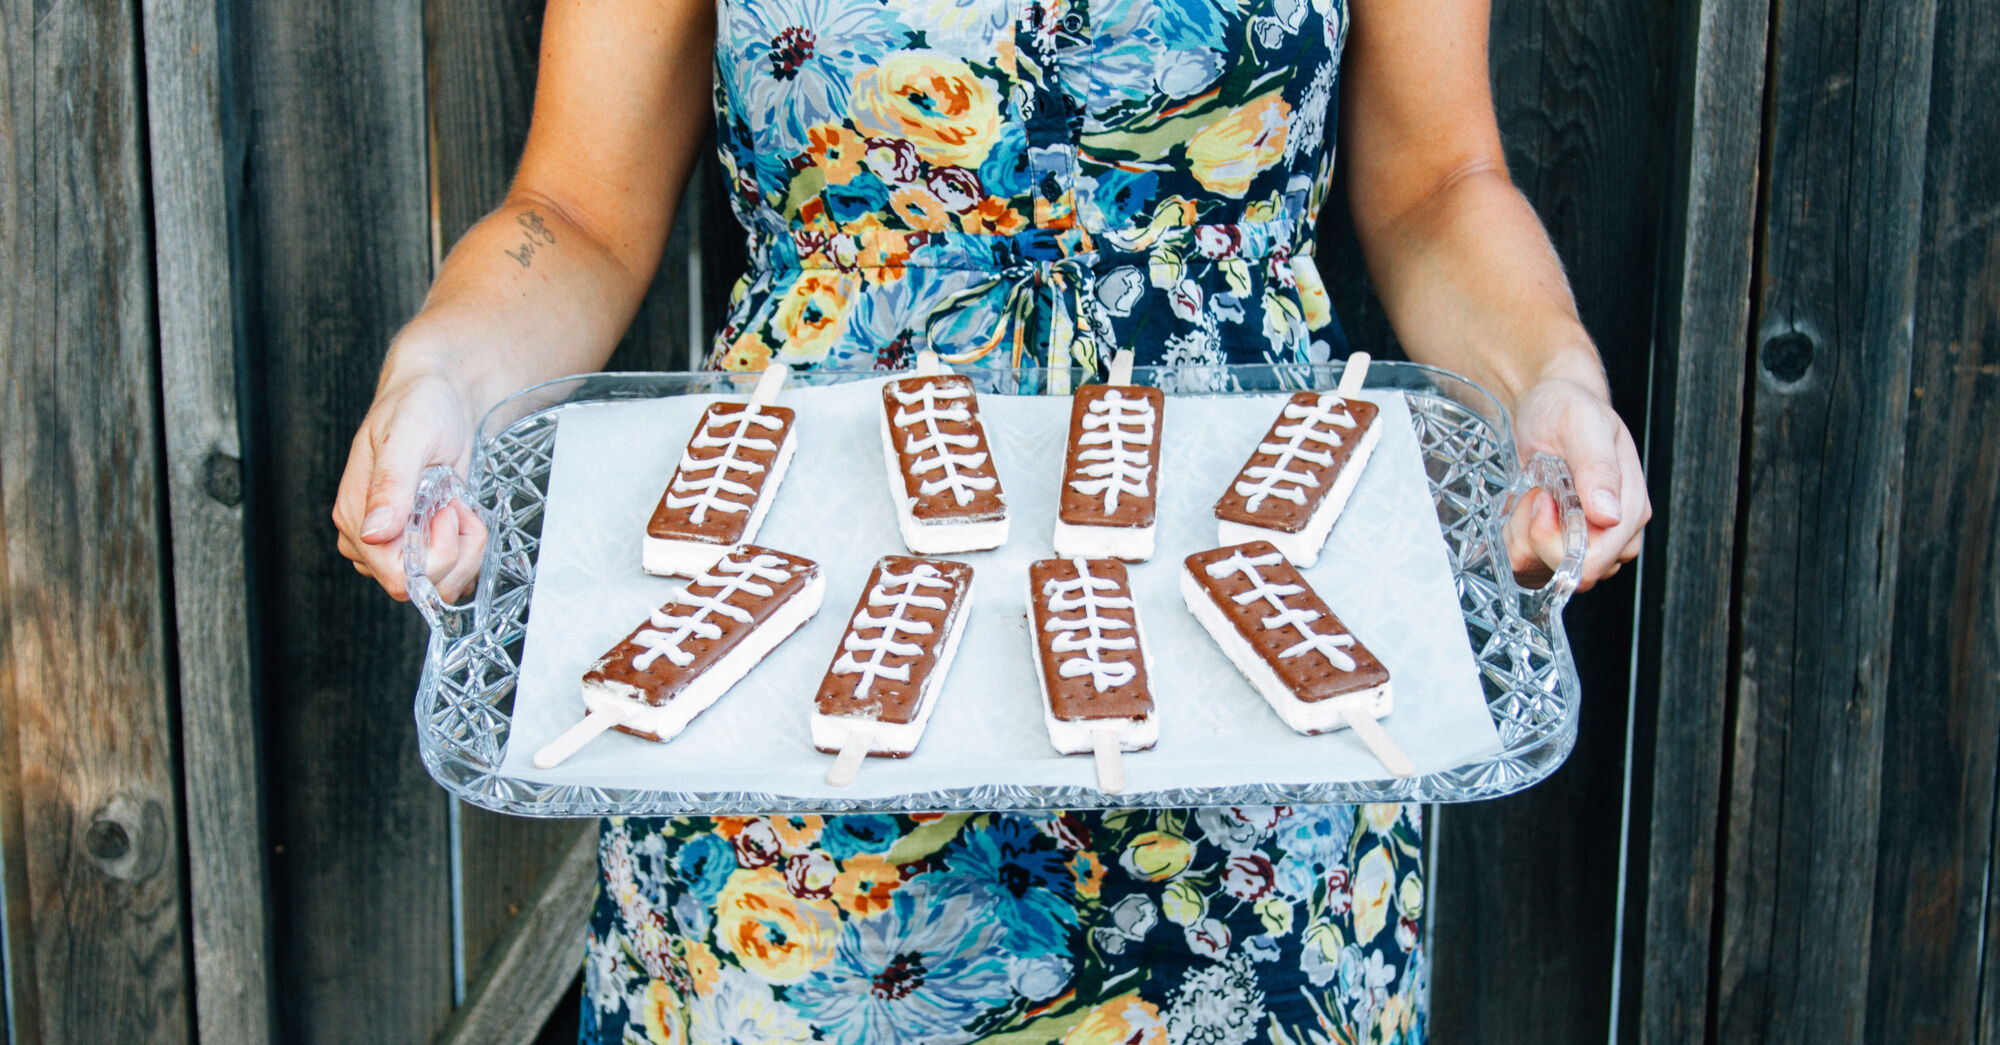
[{"xmin": 335, "ymin": 0, "xmax": 1649, "ymax": 1039}]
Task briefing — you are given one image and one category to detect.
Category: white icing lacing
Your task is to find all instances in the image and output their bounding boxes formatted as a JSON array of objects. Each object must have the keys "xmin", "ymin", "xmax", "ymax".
[
  {"xmin": 1203, "ymin": 549, "xmax": 1357, "ymax": 670},
  {"xmin": 1232, "ymin": 394, "xmax": 1358, "ymax": 514},
  {"xmin": 630, "ymin": 553, "xmax": 795, "ymax": 671},
  {"xmin": 1041, "ymin": 558, "xmax": 1139, "ymax": 692},
  {"xmin": 664, "ymin": 407, "xmax": 786, "ymax": 525},
  {"xmin": 890, "ymin": 381, "xmax": 997, "ymax": 506},
  {"xmin": 831, "ymin": 563, "xmax": 955, "ymax": 698},
  {"xmin": 1069, "ymin": 390, "xmax": 1155, "ymax": 512}
]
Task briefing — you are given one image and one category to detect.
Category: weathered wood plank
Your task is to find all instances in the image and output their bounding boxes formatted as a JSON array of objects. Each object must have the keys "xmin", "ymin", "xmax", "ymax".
[
  {"xmin": 1989, "ymin": 853, "xmax": 2000, "ymax": 1045},
  {"xmin": 138, "ymin": 0, "xmax": 279, "ymax": 1039},
  {"xmin": 1715, "ymin": 0, "xmax": 1937, "ymax": 1038},
  {"xmin": 426, "ymin": 0, "xmax": 543, "ymax": 268},
  {"xmin": 0, "ymin": 0, "xmax": 192, "ymax": 1038},
  {"xmin": 424, "ymin": 0, "xmax": 593, "ymax": 982},
  {"xmin": 1413, "ymin": 0, "xmax": 1671, "ymax": 1037},
  {"xmin": 1625, "ymin": 0, "xmax": 1769, "ymax": 1040},
  {"xmin": 0, "ymin": 334, "xmax": 43, "ymax": 1045},
  {"xmin": 0, "ymin": 357, "xmax": 45, "ymax": 1045},
  {"xmin": 434, "ymin": 824, "xmax": 596, "ymax": 1045},
  {"xmin": 1871, "ymin": 0, "xmax": 2000, "ymax": 1037},
  {"xmin": 234, "ymin": 0, "xmax": 455, "ymax": 1037},
  {"xmin": 458, "ymin": 802, "xmax": 580, "ymax": 998},
  {"xmin": 1, "ymin": 891, "xmax": 9, "ymax": 1039}
]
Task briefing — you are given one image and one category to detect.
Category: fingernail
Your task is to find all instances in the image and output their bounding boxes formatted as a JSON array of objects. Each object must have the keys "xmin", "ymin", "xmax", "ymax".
[
  {"xmin": 1590, "ymin": 490, "xmax": 1622, "ymax": 523},
  {"xmin": 361, "ymin": 507, "xmax": 394, "ymax": 538}
]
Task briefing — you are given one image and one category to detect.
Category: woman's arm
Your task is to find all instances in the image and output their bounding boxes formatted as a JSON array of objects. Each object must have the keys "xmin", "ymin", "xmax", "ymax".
[
  {"xmin": 1341, "ymin": 0, "xmax": 1649, "ymax": 588},
  {"xmin": 334, "ymin": 0, "xmax": 716, "ymax": 599}
]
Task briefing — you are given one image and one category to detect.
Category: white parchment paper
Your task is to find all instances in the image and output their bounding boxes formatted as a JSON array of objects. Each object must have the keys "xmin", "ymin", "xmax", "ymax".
[{"xmin": 499, "ymin": 379, "xmax": 1501, "ymax": 801}]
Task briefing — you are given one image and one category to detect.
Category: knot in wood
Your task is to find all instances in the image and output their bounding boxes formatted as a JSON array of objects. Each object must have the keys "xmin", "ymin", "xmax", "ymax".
[
  {"xmin": 85, "ymin": 794, "xmax": 166, "ymax": 881},
  {"xmin": 202, "ymin": 449, "xmax": 243, "ymax": 506},
  {"xmin": 1760, "ymin": 330, "xmax": 1815, "ymax": 385},
  {"xmin": 85, "ymin": 819, "xmax": 128, "ymax": 861}
]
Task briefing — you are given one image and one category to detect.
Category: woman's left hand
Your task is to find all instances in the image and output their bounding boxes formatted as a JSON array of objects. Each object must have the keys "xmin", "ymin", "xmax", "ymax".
[{"xmin": 1504, "ymin": 375, "xmax": 1651, "ymax": 592}]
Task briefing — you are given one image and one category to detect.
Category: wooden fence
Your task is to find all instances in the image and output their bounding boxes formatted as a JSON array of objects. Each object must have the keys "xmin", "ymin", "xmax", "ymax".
[{"xmin": 0, "ymin": 0, "xmax": 1992, "ymax": 1040}]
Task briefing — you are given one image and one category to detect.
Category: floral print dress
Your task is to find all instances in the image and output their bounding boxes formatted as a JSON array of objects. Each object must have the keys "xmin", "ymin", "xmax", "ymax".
[
  {"xmin": 584, "ymin": 0, "xmax": 1427, "ymax": 1040},
  {"xmin": 704, "ymin": 0, "xmax": 1353, "ymax": 378},
  {"xmin": 588, "ymin": 807, "xmax": 1427, "ymax": 1044}
]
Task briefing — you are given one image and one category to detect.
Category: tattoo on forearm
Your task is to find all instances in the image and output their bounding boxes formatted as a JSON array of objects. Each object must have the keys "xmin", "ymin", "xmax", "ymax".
[{"xmin": 504, "ymin": 209, "xmax": 557, "ymax": 268}]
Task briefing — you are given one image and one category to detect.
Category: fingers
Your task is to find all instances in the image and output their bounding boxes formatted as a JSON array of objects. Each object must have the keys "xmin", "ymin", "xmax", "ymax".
[
  {"xmin": 1557, "ymin": 403, "xmax": 1627, "ymax": 531},
  {"xmin": 338, "ymin": 496, "xmax": 485, "ymax": 604},
  {"xmin": 336, "ymin": 462, "xmax": 416, "ymax": 601},
  {"xmin": 334, "ymin": 418, "xmax": 424, "ymax": 597},
  {"xmin": 1506, "ymin": 387, "xmax": 1654, "ymax": 592},
  {"xmin": 1575, "ymin": 426, "xmax": 1649, "ymax": 583},
  {"xmin": 331, "ymin": 424, "xmax": 379, "ymax": 550},
  {"xmin": 334, "ymin": 433, "xmax": 411, "ymax": 600},
  {"xmin": 1505, "ymin": 488, "xmax": 1560, "ymax": 584},
  {"xmin": 332, "ymin": 380, "xmax": 481, "ymax": 603},
  {"xmin": 433, "ymin": 500, "xmax": 488, "ymax": 604},
  {"xmin": 337, "ymin": 526, "xmax": 412, "ymax": 601},
  {"xmin": 358, "ymin": 421, "xmax": 447, "ymax": 546}
]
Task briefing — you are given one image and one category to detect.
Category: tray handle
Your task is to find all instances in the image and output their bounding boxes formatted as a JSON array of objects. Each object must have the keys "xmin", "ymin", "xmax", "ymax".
[
  {"xmin": 1511, "ymin": 452, "xmax": 1587, "ymax": 620},
  {"xmin": 403, "ymin": 464, "xmax": 482, "ymax": 639}
]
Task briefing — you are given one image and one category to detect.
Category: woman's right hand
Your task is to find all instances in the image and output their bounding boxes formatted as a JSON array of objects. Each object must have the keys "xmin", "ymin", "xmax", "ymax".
[
  {"xmin": 332, "ymin": 365, "xmax": 488, "ymax": 603},
  {"xmin": 329, "ymin": 0, "xmax": 718, "ymax": 602}
]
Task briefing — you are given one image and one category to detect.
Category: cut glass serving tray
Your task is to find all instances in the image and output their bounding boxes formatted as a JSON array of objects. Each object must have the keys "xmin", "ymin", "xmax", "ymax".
[{"xmin": 408, "ymin": 361, "xmax": 1584, "ymax": 817}]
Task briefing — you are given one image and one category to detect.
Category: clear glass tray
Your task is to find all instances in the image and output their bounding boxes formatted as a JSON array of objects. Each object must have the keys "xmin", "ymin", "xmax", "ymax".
[{"xmin": 407, "ymin": 361, "xmax": 1585, "ymax": 817}]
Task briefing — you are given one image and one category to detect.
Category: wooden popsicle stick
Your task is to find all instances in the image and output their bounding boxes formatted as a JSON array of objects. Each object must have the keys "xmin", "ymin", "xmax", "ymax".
[
  {"xmin": 1340, "ymin": 706, "xmax": 1415, "ymax": 778},
  {"xmin": 748, "ymin": 361, "xmax": 790, "ymax": 409},
  {"xmin": 914, "ymin": 350, "xmax": 945, "ymax": 377},
  {"xmin": 1107, "ymin": 349, "xmax": 1135, "ymax": 387},
  {"xmin": 1091, "ymin": 728, "xmax": 1126, "ymax": 794},
  {"xmin": 533, "ymin": 703, "xmax": 636, "ymax": 770},
  {"xmin": 826, "ymin": 729, "xmax": 875, "ymax": 787},
  {"xmin": 1337, "ymin": 351, "xmax": 1372, "ymax": 397}
]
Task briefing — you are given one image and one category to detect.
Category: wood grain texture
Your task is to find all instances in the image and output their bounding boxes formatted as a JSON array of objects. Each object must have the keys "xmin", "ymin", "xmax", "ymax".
[
  {"xmin": 2, "ymin": 897, "xmax": 9, "ymax": 1040},
  {"xmin": 0, "ymin": 118, "xmax": 43, "ymax": 1042},
  {"xmin": 0, "ymin": 0, "xmax": 192, "ymax": 1038},
  {"xmin": 434, "ymin": 824, "xmax": 596, "ymax": 1045},
  {"xmin": 426, "ymin": 0, "xmax": 543, "ymax": 267},
  {"xmin": 424, "ymin": 0, "xmax": 591, "ymax": 981},
  {"xmin": 1716, "ymin": 0, "xmax": 1937, "ymax": 1039},
  {"xmin": 233, "ymin": 0, "xmax": 454, "ymax": 1038},
  {"xmin": 1870, "ymin": 0, "xmax": 1999, "ymax": 1037},
  {"xmin": 1415, "ymin": 0, "xmax": 1671, "ymax": 1038},
  {"xmin": 1622, "ymin": 0, "xmax": 1768, "ymax": 1040},
  {"xmin": 138, "ymin": 0, "xmax": 279, "ymax": 1039},
  {"xmin": 0, "ymin": 334, "xmax": 34, "ymax": 1045}
]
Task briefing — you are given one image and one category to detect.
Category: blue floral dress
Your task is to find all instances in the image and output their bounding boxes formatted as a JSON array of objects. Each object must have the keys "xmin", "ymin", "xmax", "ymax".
[
  {"xmin": 702, "ymin": 0, "xmax": 1352, "ymax": 377},
  {"xmin": 583, "ymin": 0, "xmax": 1428, "ymax": 1040}
]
